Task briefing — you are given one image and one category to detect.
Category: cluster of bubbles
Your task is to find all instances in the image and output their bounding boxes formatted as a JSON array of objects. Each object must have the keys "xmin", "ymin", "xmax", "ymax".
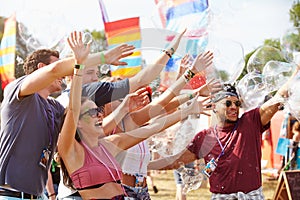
[{"xmin": 236, "ymin": 44, "xmax": 298, "ymax": 112}]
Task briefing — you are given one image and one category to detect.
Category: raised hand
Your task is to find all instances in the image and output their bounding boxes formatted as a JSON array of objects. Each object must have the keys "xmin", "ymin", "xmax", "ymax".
[
  {"xmin": 196, "ymin": 79, "xmax": 222, "ymax": 97},
  {"xmin": 67, "ymin": 31, "xmax": 91, "ymax": 64},
  {"xmin": 188, "ymin": 95, "xmax": 214, "ymax": 116},
  {"xmin": 176, "ymin": 54, "xmax": 192, "ymax": 80},
  {"xmin": 104, "ymin": 44, "xmax": 135, "ymax": 66},
  {"xmin": 190, "ymin": 51, "xmax": 213, "ymax": 74},
  {"xmin": 122, "ymin": 87, "xmax": 150, "ymax": 112}
]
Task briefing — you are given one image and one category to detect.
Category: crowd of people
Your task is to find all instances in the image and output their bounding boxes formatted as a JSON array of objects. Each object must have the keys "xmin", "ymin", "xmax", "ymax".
[{"xmin": 0, "ymin": 27, "xmax": 299, "ymax": 200}]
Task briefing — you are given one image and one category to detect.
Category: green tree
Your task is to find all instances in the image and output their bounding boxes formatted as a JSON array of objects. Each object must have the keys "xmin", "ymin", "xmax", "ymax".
[{"xmin": 290, "ymin": 0, "xmax": 300, "ymax": 28}]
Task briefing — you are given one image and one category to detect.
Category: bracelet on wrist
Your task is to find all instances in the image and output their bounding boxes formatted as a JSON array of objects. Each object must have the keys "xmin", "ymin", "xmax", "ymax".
[
  {"xmin": 74, "ymin": 64, "xmax": 85, "ymax": 69},
  {"xmin": 170, "ymin": 47, "xmax": 175, "ymax": 55},
  {"xmin": 187, "ymin": 93, "xmax": 194, "ymax": 100},
  {"xmin": 183, "ymin": 69, "xmax": 195, "ymax": 82},
  {"xmin": 74, "ymin": 74, "xmax": 82, "ymax": 77},
  {"xmin": 100, "ymin": 52, "xmax": 106, "ymax": 64},
  {"xmin": 48, "ymin": 193, "xmax": 56, "ymax": 197},
  {"xmin": 162, "ymin": 49, "xmax": 172, "ymax": 58}
]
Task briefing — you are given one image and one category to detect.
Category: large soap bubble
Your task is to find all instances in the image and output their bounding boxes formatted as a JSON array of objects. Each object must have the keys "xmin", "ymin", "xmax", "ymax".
[
  {"xmin": 236, "ymin": 71, "xmax": 270, "ymax": 111},
  {"xmin": 205, "ymin": 34, "xmax": 245, "ymax": 84},
  {"xmin": 247, "ymin": 45, "xmax": 287, "ymax": 74},
  {"xmin": 281, "ymin": 27, "xmax": 300, "ymax": 53},
  {"xmin": 262, "ymin": 61, "xmax": 297, "ymax": 92},
  {"xmin": 17, "ymin": 10, "xmax": 71, "ymax": 53},
  {"xmin": 176, "ymin": 163, "xmax": 204, "ymax": 194}
]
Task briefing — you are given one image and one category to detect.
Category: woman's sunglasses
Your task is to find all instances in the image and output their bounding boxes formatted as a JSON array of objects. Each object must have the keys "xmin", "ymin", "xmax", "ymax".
[
  {"xmin": 224, "ymin": 100, "xmax": 242, "ymax": 107},
  {"xmin": 79, "ymin": 106, "xmax": 104, "ymax": 119}
]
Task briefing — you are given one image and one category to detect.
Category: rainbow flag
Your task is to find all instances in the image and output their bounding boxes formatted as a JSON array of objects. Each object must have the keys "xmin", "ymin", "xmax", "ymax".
[
  {"xmin": 0, "ymin": 13, "xmax": 16, "ymax": 89},
  {"xmin": 155, "ymin": 0, "xmax": 209, "ymax": 56},
  {"xmin": 104, "ymin": 17, "xmax": 142, "ymax": 78}
]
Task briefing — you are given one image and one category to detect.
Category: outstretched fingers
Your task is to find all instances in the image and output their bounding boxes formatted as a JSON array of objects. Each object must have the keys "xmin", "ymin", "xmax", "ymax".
[{"xmin": 67, "ymin": 31, "xmax": 90, "ymax": 64}]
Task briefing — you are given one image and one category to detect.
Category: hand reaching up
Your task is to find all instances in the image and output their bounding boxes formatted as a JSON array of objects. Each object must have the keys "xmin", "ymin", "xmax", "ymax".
[
  {"xmin": 122, "ymin": 87, "xmax": 150, "ymax": 112},
  {"xmin": 176, "ymin": 54, "xmax": 193, "ymax": 80},
  {"xmin": 190, "ymin": 51, "xmax": 214, "ymax": 74},
  {"xmin": 67, "ymin": 31, "xmax": 91, "ymax": 64},
  {"xmin": 187, "ymin": 95, "xmax": 214, "ymax": 116},
  {"xmin": 196, "ymin": 79, "xmax": 222, "ymax": 97},
  {"xmin": 104, "ymin": 44, "xmax": 135, "ymax": 66}
]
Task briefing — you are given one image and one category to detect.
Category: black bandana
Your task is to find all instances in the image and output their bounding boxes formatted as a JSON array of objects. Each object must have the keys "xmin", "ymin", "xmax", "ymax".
[{"xmin": 212, "ymin": 83, "xmax": 239, "ymax": 103}]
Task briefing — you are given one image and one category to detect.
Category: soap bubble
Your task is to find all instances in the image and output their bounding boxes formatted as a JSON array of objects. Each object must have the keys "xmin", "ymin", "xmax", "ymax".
[
  {"xmin": 176, "ymin": 163, "xmax": 204, "ymax": 194},
  {"xmin": 286, "ymin": 74, "xmax": 300, "ymax": 122},
  {"xmin": 281, "ymin": 27, "xmax": 300, "ymax": 53},
  {"xmin": 247, "ymin": 45, "xmax": 287, "ymax": 74},
  {"xmin": 262, "ymin": 61, "xmax": 297, "ymax": 92},
  {"xmin": 236, "ymin": 71, "xmax": 270, "ymax": 111},
  {"xmin": 205, "ymin": 34, "xmax": 245, "ymax": 84}
]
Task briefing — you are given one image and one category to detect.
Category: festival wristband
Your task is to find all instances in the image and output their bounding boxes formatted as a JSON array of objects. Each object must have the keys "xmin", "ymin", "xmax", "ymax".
[
  {"xmin": 183, "ymin": 69, "xmax": 195, "ymax": 82},
  {"xmin": 162, "ymin": 49, "xmax": 172, "ymax": 58},
  {"xmin": 74, "ymin": 64, "xmax": 85, "ymax": 69},
  {"xmin": 100, "ymin": 52, "xmax": 106, "ymax": 64}
]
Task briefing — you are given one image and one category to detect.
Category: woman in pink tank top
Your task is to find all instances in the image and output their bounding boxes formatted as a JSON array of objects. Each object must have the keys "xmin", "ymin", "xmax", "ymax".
[{"xmin": 57, "ymin": 31, "xmax": 215, "ymax": 200}]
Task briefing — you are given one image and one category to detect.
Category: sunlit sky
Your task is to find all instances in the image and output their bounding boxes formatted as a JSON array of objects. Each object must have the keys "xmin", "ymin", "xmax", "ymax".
[{"xmin": 0, "ymin": 0, "xmax": 294, "ymax": 54}]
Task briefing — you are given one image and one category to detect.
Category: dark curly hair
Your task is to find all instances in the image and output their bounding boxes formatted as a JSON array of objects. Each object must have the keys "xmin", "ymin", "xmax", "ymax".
[
  {"xmin": 23, "ymin": 49, "xmax": 59, "ymax": 75},
  {"xmin": 212, "ymin": 83, "xmax": 239, "ymax": 102}
]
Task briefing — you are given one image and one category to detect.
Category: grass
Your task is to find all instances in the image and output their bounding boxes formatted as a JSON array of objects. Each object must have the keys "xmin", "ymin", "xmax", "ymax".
[{"xmin": 148, "ymin": 170, "xmax": 278, "ymax": 200}]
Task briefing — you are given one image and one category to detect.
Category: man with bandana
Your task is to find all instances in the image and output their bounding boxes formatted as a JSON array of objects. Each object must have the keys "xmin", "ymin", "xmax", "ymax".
[{"xmin": 148, "ymin": 67, "xmax": 299, "ymax": 199}]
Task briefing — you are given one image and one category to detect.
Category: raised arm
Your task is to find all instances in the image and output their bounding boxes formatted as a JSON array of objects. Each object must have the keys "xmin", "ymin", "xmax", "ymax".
[
  {"xmin": 84, "ymin": 43, "xmax": 135, "ymax": 68},
  {"xmin": 128, "ymin": 29, "xmax": 186, "ymax": 92},
  {"xmin": 19, "ymin": 32, "xmax": 90, "ymax": 97},
  {"xmin": 126, "ymin": 51, "xmax": 214, "ymax": 127},
  {"xmin": 57, "ymin": 31, "xmax": 88, "ymax": 157},
  {"xmin": 147, "ymin": 148, "xmax": 197, "ymax": 170},
  {"xmin": 101, "ymin": 96, "xmax": 213, "ymax": 156},
  {"xmin": 101, "ymin": 87, "xmax": 149, "ymax": 135},
  {"xmin": 20, "ymin": 40, "xmax": 134, "ymax": 97}
]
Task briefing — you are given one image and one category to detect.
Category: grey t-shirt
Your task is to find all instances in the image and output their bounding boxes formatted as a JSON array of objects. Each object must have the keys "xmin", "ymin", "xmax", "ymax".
[
  {"xmin": 56, "ymin": 78, "xmax": 130, "ymax": 108},
  {"xmin": 0, "ymin": 76, "xmax": 65, "ymax": 195}
]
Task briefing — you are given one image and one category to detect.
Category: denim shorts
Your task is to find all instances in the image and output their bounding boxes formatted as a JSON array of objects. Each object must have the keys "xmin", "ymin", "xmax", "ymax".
[{"xmin": 123, "ymin": 185, "xmax": 151, "ymax": 200}]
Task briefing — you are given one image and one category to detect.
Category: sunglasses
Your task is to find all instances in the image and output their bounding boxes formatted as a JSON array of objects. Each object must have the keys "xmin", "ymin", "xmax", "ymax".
[
  {"xmin": 79, "ymin": 106, "xmax": 104, "ymax": 119},
  {"xmin": 224, "ymin": 100, "xmax": 242, "ymax": 107}
]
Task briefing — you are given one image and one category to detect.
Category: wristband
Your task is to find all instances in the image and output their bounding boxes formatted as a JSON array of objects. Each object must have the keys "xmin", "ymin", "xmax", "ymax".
[
  {"xmin": 170, "ymin": 47, "xmax": 175, "ymax": 55},
  {"xmin": 48, "ymin": 193, "xmax": 56, "ymax": 197},
  {"xmin": 100, "ymin": 52, "xmax": 106, "ymax": 64},
  {"xmin": 187, "ymin": 93, "xmax": 194, "ymax": 100},
  {"xmin": 74, "ymin": 64, "xmax": 85, "ymax": 69},
  {"xmin": 162, "ymin": 49, "xmax": 172, "ymax": 58},
  {"xmin": 183, "ymin": 69, "xmax": 195, "ymax": 82}
]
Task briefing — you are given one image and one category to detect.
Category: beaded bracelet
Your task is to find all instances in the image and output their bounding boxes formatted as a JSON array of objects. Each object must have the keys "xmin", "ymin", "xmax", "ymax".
[{"xmin": 183, "ymin": 69, "xmax": 195, "ymax": 82}]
